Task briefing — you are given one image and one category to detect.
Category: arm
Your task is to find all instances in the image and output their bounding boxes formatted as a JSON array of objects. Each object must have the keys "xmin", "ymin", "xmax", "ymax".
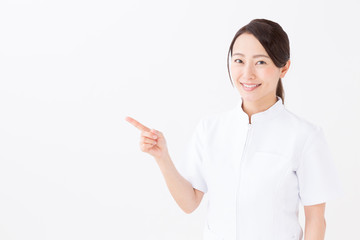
[
  {"xmin": 304, "ymin": 203, "xmax": 326, "ymax": 240},
  {"xmin": 156, "ymin": 153, "xmax": 205, "ymax": 214},
  {"xmin": 124, "ymin": 116, "xmax": 205, "ymax": 214}
]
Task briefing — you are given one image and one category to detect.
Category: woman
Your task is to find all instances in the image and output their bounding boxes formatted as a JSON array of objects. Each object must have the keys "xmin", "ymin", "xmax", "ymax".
[{"xmin": 125, "ymin": 19, "xmax": 344, "ymax": 240}]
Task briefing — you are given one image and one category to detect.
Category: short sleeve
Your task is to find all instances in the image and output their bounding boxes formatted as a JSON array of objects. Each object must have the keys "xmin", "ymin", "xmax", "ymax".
[
  {"xmin": 296, "ymin": 126, "xmax": 345, "ymax": 206},
  {"xmin": 177, "ymin": 118, "xmax": 208, "ymax": 193}
]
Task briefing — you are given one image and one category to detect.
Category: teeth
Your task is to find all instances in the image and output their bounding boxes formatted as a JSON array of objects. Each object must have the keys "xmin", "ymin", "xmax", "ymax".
[{"xmin": 243, "ymin": 84, "xmax": 259, "ymax": 87}]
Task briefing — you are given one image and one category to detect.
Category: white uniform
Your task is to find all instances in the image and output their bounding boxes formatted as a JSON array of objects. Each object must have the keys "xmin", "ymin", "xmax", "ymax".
[{"xmin": 178, "ymin": 96, "xmax": 344, "ymax": 240}]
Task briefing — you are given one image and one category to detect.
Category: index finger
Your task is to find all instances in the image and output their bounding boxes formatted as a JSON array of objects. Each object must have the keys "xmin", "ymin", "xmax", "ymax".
[{"xmin": 125, "ymin": 116, "xmax": 151, "ymax": 132}]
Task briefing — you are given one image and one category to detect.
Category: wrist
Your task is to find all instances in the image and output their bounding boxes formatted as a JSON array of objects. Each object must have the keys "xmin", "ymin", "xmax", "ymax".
[{"xmin": 155, "ymin": 152, "xmax": 170, "ymax": 164}]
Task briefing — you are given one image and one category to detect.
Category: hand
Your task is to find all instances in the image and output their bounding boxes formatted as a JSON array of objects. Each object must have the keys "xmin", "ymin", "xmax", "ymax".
[{"xmin": 125, "ymin": 116, "xmax": 169, "ymax": 161}]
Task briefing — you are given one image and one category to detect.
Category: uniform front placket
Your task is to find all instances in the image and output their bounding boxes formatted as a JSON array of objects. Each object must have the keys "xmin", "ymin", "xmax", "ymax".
[{"xmin": 235, "ymin": 121, "xmax": 254, "ymax": 240}]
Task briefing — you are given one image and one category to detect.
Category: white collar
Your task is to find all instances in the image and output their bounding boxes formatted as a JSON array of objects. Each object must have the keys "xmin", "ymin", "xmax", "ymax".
[{"xmin": 235, "ymin": 96, "xmax": 284, "ymax": 124}]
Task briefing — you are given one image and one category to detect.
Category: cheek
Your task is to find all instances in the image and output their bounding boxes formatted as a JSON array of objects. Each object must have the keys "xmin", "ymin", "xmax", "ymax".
[
  {"xmin": 230, "ymin": 67, "xmax": 243, "ymax": 84},
  {"xmin": 261, "ymin": 67, "xmax": 277, "ymax": 76},
  {"xmin": 230, "ymin": 65, "xmax": 241, "ymax": 76},
  {"xmin": 259, "ymin": 67, "xmax": 280, "ymax": 82}
]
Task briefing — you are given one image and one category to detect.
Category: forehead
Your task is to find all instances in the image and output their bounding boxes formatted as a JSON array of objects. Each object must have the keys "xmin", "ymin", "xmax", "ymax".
[{"xmin": 232, "ymin": 33, "xmax": 267, "ymax": 56}]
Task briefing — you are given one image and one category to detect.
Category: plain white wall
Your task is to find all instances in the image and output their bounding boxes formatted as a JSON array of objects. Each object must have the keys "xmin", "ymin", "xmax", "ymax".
[{"xmin": 0, "ymin": 0, "xmax": 359, "ymax": 239}]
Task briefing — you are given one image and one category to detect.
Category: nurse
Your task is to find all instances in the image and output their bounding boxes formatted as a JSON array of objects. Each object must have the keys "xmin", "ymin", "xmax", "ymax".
[{"xmin": 125, "ymin": 18, "xmax": 344, "ymax": 240}]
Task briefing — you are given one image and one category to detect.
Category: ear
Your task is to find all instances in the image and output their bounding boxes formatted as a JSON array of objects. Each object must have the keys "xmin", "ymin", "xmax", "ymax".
[{"xmin": 280, "ymin": 59, "xmax": 291, "ymax": 78}]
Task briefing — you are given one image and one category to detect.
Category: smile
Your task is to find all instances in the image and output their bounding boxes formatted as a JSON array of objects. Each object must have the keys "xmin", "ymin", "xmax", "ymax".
[{"xmin": 241, "ymin": 83, "xmax": 261, "ymax": 91}]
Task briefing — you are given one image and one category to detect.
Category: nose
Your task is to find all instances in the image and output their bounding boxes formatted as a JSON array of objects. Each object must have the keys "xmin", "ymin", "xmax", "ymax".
[{"xmin": 242, "ymin": 63, "xmax": 255, "ymax": 80}]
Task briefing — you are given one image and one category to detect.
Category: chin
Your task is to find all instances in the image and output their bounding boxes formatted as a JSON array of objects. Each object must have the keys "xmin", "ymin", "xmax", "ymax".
[
  {"xmin": 241, "ymin": 96, "xmax": 261, "ymax": 103},
  {"xmin": 238, "ymin": 92, "xmax": 261, "ymax": 102}
]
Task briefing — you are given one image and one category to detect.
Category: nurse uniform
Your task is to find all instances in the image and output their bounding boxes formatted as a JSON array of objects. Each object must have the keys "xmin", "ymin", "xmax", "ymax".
[{"xmin": 177, "ymin": 96, "xmax": 344, "ymax": 240}]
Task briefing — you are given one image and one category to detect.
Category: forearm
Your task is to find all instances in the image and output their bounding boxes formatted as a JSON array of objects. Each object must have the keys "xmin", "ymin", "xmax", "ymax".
[
  {"xmin": 155, "ymin": 154, "xmax": 198, "ymax": 214},
  {"xmin": 304, "ymin": 218, "xmax": 326, "ymax": 240}
]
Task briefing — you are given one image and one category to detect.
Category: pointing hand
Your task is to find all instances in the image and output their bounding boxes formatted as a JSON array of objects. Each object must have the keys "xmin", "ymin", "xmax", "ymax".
[{"xmin": 125, "ymin": 116, "xmax": 169, "ymax": 160}]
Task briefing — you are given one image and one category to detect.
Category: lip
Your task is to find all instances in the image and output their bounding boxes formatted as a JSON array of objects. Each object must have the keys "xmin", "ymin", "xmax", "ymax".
[
  {"xmin": 240, "ymin": 82, "xmax": 261, "ymax": 91},
  {"xmin": 241, "ymin": 82, "xmax": 261, "ymax": 85}
]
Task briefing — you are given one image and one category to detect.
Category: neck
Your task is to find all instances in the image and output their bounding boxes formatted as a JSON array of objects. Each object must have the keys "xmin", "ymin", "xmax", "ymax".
[{"xmin": 242, "ymin": 96, "xmax": 278, "ymax": 124}]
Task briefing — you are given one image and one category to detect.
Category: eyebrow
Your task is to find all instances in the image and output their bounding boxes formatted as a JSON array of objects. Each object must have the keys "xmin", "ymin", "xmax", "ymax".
[{"xmin": 232, "ymin": 53, "xmax": 270, "ymax": 58}]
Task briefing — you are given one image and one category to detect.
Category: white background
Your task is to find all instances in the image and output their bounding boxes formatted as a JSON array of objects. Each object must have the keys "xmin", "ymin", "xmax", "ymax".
[{"xmin": 0, "ymin": 0, "xmax": 359, "ymax": 239}]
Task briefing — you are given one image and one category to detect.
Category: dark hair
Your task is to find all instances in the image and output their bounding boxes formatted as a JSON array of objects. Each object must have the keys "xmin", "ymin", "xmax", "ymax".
[{"xmin": 227, "ymin": 19, "xmax": 290, "ymax": 104}]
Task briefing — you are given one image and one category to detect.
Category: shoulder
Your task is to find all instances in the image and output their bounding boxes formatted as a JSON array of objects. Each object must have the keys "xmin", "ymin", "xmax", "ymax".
[{"xmin": 280, "ymin": 106, "xmax": 322, "ymax": 135}]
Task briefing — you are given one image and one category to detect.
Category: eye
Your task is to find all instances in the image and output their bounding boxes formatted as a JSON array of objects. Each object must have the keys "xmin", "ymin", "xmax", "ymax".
[
  {"xmin": 234, "ymin": 59, "xmax": 243, "ymax": 63},
  {"xmin": 256, "ymin": 60, "xmax": 266, "ymax": 65}
]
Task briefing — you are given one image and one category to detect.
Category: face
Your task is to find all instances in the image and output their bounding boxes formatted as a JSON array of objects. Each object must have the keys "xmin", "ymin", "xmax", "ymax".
[{"xmin": 230, "ymin": 33, "xmax": 290, "ymax": 105}]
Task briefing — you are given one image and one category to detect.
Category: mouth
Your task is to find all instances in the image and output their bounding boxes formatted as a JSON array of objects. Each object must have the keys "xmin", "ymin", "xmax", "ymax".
[{"xmin": 240, "ymin": 83, "xmax": 261, "ymax": 91}]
